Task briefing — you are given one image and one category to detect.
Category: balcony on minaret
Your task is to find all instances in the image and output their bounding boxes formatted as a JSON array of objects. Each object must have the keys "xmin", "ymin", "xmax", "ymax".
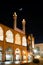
[{"xmin": 13, "ymin": 12, "xmax": 17, "ymax": 29}]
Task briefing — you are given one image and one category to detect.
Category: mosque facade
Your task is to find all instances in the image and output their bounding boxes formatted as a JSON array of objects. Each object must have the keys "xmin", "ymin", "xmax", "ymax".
[{"xmin": 0, "ymin": 12, "xmax": 34, "ymax": 64}]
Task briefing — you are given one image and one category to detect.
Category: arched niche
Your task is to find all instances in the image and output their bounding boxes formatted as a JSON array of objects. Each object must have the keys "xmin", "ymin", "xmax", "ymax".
[
  {"xmin": 5, "ymin": 48, "xmax": 13, "ymax": 61},
  {"xmin": 22, "ymin": 50, "xmax": 27, "ymax": 63},
  {"xmin": 14, "ymin": 48, "xmax": 21, "ymax": 64},
  {"xmin": 15, "ymin": 33, "xmax": 21, "ymax": 45},
  {"xmin": 6, "ymin": 30, "xmax": 14, "ymax": 43},
  {"xmin": 22, "ymin": 36, "xmax": 27, "ymax": 46},
  {"xmin": 0, "ymin": 26, "xmax": 3, "ymax": 41}
]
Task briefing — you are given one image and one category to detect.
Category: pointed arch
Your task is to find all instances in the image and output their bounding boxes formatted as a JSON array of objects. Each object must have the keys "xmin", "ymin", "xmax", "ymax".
[
  {"xmin": 6, "ymin": 30, "xmax": 14, "ymax": 43},
  {"xmin": 6, "ymin": 47, "xmax": 13, "ymax": 52},
  {"xmin": 0, "ymin": 26, "xmax": 3, "ymax": 41},
  {"xmin": 15, "ymin": 33, "xmax": 21, "ymax": 45},
  {"xmin": 15, "ymin": 48, "xmax": 21, "ymax": 54},
  {"xmin": 22, "ymin": 50, "xmax": 27, "ymax": 63},
  {"xmin": 15, "ymin": 48, "xmax": 21, "ymax": 64},
  {"xmin": 22, "ymin": 36, "xmax": 27, "ymax": 46},
  {"xmin": 5, "ymin": 47, "xmax": 13, "ymax": 61}
]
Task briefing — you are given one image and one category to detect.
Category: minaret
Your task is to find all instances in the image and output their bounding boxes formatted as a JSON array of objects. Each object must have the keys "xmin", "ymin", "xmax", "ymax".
[
  {"xmin": 22, "ymin": 19, "xmax": 26, "ymax": 34},
  {"xmin": 13, "ymin": 12, "xmax": 17, "ymax": 29}
]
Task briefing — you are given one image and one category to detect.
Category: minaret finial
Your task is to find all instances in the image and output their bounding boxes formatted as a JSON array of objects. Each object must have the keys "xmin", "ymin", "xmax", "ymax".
[{"xmin": 13, "ymin": 12, "xmax": 17, "ymax": 29}]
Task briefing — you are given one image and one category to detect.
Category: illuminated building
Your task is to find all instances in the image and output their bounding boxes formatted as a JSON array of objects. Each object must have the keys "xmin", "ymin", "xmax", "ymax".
[
  {"xmin": 34, "ymin": 43, "xmax": 43, "ymax": 59},
  {"xmin": 0, "ymin": 12, "xmax": 27, "ymax": 64},
  {"xmin": 0, "ymin": 12, "xmax": 34, "ymax": 64}
]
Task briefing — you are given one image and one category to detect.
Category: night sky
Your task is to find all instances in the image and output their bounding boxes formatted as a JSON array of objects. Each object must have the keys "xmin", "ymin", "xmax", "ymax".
[{"xmin": 0, "ymin": 1, "xmax": 43, "ymax": 43}]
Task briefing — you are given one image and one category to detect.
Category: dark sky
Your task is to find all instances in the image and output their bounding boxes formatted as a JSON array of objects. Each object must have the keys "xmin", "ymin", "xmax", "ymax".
[{"xmin": 0, "ymin": 1, "xmax": 43, "ymax": 43}]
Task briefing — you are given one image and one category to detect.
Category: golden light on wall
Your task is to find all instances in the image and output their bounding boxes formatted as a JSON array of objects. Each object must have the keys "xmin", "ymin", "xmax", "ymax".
[
  {"xmin": 0, "ymin": 27, "xmax": 3, "ymax": 41},
  {"xmin": 22, "ymin": 51, "xmax": 27, "ymax": 60},
  {"xmin": 15, "ymin": 33, "xmax": 21, "ymax": 45}
]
